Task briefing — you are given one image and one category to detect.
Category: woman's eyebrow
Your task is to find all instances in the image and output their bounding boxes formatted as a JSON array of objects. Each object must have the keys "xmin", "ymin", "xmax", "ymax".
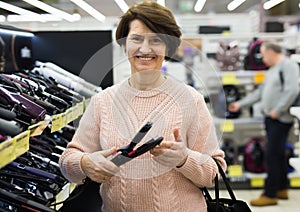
[
  {"xmin": 129, "ymin": 33, "xmax": 158, "ymax": 37},
  {"xmin": 129, "ymin": 34, "xmax": 143, "ymax": 37}
]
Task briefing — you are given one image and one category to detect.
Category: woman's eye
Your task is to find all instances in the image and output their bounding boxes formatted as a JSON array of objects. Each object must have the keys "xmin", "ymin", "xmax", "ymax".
[
  {"xmin": 131, "ymin": 37, "xmax": 143, "ymax": 42},
  {"xmin": 151, "ymin": 38, "xmax": 163, "ymax": 44}
]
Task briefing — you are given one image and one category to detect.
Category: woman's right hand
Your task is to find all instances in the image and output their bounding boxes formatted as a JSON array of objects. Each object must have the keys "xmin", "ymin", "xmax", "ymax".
[
  {"xmin": 81, "ymin": 148, "xmax": 120, "ymax": 183},
  {"xmin": 228, "ymin": 102, "xmax": 240, "ymax": 112}
]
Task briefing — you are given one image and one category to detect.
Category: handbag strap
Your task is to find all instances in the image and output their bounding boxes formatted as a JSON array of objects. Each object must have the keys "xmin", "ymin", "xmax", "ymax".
[
  {"xmin": 201, "ymin": 158, "xmax": 237, "ymax": 201},
  {"xmin": 213, "ymin": 158, "xmax": 237, "ymax": 201},
  {"xmin": 201, "ymin": 173, "xmax": 220, "ymax": 211},
  {"xmin": 215, "ymin": 173, "xmax": 219, "ymax": 210}
]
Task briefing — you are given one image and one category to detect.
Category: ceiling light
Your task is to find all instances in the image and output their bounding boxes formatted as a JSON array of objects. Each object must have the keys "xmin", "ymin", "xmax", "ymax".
[
  {"xmin": 22, "ymin": 0, "xmax": 79, "ymax": 22},
  {"xmin": 71, "ymin": 0, "xmax": 105, "ymax": 22},
  {"xmin": 194, "ymin": 0, "xmax": 206, "ymax": 12},
  {"xmin": 0, "ymin": 15, "xmax": 5, "ymax": 22},
  {"xmin": 0, "ymin": 28, "xmax": 34, "ymax": 37},
  {"xmin": 114, "ymin": 0, "xmax": 129, "ymax": 13},
  {"xmin": 263, "ymin": 0, "xmax": 285, "ymax": 10},
  {"xmin": 227, "ymin": 0, "xmax": 246, "ymax": 11},
  {"xmin": 0, "ymin": 1, "xmax": 40, "ymax": 16},
  {"xmin": 157, "ymin": 0, "xmax": 165, "ymax": 7},
  {"xmin": 7, "ymin": 14, "xmax": 63, "ymax": 22}
]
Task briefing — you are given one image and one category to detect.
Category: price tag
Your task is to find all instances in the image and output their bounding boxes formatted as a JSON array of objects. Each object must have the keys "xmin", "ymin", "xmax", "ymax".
[
  {"xmin": 29, "ymin": 120, "xmax": 50, "ymax": 136},
  {"xmin": 290, "ymin": 177, "xmax": 300, "ymax": 187},
  {"xmin": 227, "ymin": 165, "xmax": 243, "ymax": 177},
  {"xmin": 254, "ymin": 72, "xmax": 265, "ymax": 84},
  {"xmin": 51, "ymin": 183, "xmax": 71, "ymax": 210},
  {"xmin": 61, "ymin": 112, "xmax": 67, "ymax": 127},
  {"xmin": 222, "ymin": 73, "xmax": 239, "ymax": 85},
  {"xmin": 77, "ymin": 101, "xmax": 84, "ymax": 117},
  {"xmin": 251, "ymin": 177, "xmax": 264, "ymax": 187},
  {"xmin": 72, "ymin": 104, "xmax": 79, "ymax": 121},
  {"xmin": 51, "ymin": 114, "xmax": 63, "ymax": 133},
  {"xmin": 85, "ymin": 98, "xmax": 91, "ymax": 109},
  {"xmin": 220, "ymin": 120, "xmax": 234, "ymax": 132},
  {"xmin": 69, "ymin": 183, "xmax": 77, "ymax": 194},
  {"xmin": 14, "ymin": 131, "xmax": 30, "ymax": 157},
  {"xmin": 65, "ymin": 108, "xmax": 73, "ymax": 124},
  {"xmin": 0, "ymin": 139, "xmax": 15, "ymax": 168}
]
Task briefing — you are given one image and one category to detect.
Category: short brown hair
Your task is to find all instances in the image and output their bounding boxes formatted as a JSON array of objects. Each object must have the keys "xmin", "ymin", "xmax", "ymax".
[
  {"xmin": 262, "ymin": 40, "xmax": 282, "ymax": 53},
  {"xmin": 115, "ymin": 1, "xmax": 182, "ymax": 60}
]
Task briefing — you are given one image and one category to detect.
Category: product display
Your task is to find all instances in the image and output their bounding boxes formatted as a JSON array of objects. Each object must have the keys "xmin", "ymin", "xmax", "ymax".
[
  {"xmin": 0, "ymin": 126, "xmax": 76, "ymax": 211},
  {"xmin": 0, "ymin": 25, "xmax": 107, "ymax": 211},
  {"xmin": 244, "ymin": 38, "xmax": 268, "ymax": 71},
  {"xmin": 216, "ymin": 40, "xmax": 241, "ymax": 71},
  {"xmin": 0, "ymin": 36, "xmax": 5, "ymax": 73},
  {"xmin": 221, "ymin": 139, "xmax": 236, "ymax": 166},
  {"xmin": 0, "ymin": 58, "xmax": 95, "ymax": 211},
  {"xmin": 244, "ymin": 137, "xmax": 266, "ymax": 173}
]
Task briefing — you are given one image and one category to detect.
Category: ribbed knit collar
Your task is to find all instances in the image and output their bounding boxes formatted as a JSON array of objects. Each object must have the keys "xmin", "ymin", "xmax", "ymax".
[{"xmin": 123, "ymin": 76, "xmax": 173, "ymax": 98}]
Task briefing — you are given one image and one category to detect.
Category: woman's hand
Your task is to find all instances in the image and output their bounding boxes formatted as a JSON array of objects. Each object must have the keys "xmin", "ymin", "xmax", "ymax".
[
  {"xmin": 81, "ymin": 148, "xmax": 120, "ymax": 183},
  {"xmin": 150, "ymin": 128, "xmax": 188, "ymax": 168}
]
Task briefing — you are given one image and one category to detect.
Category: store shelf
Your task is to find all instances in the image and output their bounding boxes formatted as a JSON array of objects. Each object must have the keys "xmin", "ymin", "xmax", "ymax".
[
  {"xmin": 0, "ymin": 99, "xmax": 88, "ymax": 169},
  {"xmin": 219, "ymin": 164, "xmax": 300, "ymax": 189},
  {"xmin": 51, "ymin": 183, "xmax": 74, "ymax": 210},
  {"xmin": 290, "ymin": 107, "xmax": 300, "ymax": 120},
  {"xmin": 50, "ymin": 99, "xmax": 87, "ymax": 133},
  {"xmin": 214, "ymin": 117, "xmax": 265, "ymax": 145},
  {"xmin": 206, "ymin": 70, "xmax": 266, "ymax": 91}
]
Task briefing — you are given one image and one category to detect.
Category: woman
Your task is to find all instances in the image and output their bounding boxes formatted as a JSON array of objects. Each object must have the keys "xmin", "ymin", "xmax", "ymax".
[{"xmin": 59, "ymin": 1, "xmax": 226, "ymax": 211}]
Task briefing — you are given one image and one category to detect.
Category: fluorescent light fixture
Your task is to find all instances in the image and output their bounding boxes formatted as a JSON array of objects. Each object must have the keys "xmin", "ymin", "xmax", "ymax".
[
  {"xmin": 0, "ymin": 1, "xmax": 40, "ymax": 16},
  {"xmin": 227, "ymin": 0, "xmax": 246, "ymax": 11},
  {"xmin": 194, "ymin": 0, "xmax": 206, "ymax": 12},
  {"xmin": 22, "ymin": 0, "xmax": 79, "ymax": 22},
  {"xmin": 114, "ymin": 0, "xmax": 129, "ymax": 13},
  {"xmin": 71, "ymin": 0, "xmax": 105, "ymax": 22},
  {"xmin": 157, "ymin": 0, "xmax": 165, "ymax": 7},
  {"xmin": 0, "ymin": 28, "xmax": 34, "ymax": 37},
  {"xmin": 7, "ymin": 14, "xmax": 64, "ymax": 22},
  {"xmin": 263, "ymin": 0, "xmax": 285, "ymax": 10},
  {"xmin": 0, "ymin": 15, "xmax": 5, "ymax": 22}
]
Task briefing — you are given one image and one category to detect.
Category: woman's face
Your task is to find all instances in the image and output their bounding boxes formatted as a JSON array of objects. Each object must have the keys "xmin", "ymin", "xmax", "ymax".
[{"xmin": 125, "ymin": 19, "xmax": 167, "ymax": 73}]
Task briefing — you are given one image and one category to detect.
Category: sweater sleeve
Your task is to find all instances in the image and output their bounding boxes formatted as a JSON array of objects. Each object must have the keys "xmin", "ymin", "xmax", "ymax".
[
  {"xmin": 59, "ymin": 95, "xmax": 102, "ymax": 184},
  {"xmin": 175, "ymin": 93, "xmax": 226, "ymax": 188},
  {"xmin": 238, "ymin": 84, "xmax": 262, "ymax": 108}
]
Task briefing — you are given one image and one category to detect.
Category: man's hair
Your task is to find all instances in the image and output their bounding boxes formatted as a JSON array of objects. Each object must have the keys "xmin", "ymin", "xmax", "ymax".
[
  {"xmin": 262, "ymin": 41, "xmax": 282, "ymax": 54},
  {"xmin": 115, "ymin": 1, "xmax": 182, "ymax": 60}
]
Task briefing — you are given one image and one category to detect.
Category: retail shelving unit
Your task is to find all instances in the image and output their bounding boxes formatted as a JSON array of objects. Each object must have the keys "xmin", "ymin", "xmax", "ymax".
[
  {"xmin": 208, "ymin": 69, "xmax": 300, "ymax": 189},
  {"xmin": 0, "ymin": 97, "xmax": 89, "ymax": 210}
]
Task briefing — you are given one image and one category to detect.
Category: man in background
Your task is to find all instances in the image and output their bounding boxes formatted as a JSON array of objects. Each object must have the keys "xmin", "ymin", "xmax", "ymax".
[{"xmin": 229, "ymin": 41, "xmax": 299, "ymax": 206}]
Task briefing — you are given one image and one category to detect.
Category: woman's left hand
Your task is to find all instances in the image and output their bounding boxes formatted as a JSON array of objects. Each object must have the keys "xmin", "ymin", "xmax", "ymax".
[{"xmin": 150, "ymin": 128, "xmax": 188, "ymax": 168}]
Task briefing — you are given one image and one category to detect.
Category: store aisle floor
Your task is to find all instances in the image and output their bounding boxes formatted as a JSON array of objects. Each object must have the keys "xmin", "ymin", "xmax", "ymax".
[{"xmin": 219, "ymin": 189, "xmax": 300, "ymax": 212}]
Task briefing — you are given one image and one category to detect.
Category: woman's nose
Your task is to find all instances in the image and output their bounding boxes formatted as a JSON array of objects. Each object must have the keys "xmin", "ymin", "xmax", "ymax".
[{"xmin": 139, "ymin": 40, "xmax": 152, "ymax": 53}]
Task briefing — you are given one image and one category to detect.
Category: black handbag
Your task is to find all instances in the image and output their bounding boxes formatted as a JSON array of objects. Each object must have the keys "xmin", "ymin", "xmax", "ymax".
[{"xmin": 201, "ymin": 159, "xmax": 252, "ymax": 212}]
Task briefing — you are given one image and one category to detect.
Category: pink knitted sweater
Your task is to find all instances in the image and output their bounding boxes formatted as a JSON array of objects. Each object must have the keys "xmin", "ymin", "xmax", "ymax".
[{"xmin": 59, "ymin": 77, "xmax": 225, "ymax": 212}]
